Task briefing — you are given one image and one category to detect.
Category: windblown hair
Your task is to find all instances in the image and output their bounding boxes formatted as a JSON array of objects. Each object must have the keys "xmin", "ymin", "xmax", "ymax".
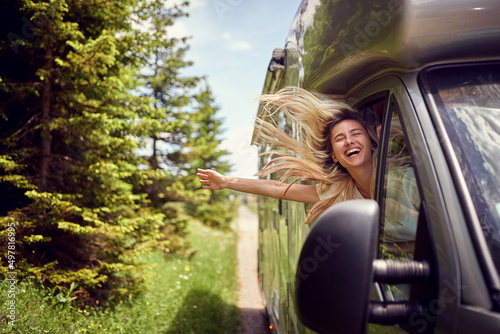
[{"xmin": 254, "ymin": 87, "xmax": 379, "ymax": 224}]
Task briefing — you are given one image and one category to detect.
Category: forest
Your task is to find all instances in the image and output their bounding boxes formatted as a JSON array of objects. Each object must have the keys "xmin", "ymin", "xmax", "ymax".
[{"xmin": 0, "ymin": 0, "xmax": 236, "ymax": 307}]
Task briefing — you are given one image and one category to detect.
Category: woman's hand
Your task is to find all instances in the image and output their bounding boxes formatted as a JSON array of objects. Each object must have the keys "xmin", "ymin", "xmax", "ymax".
[{"xmin": 197, "ymin": 168, "xmax": 227, "ymax": 190}]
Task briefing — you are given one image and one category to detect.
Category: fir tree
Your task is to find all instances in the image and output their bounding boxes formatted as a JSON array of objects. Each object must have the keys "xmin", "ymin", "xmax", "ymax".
[
  {"xmin": 0, "ymin": 0, "xmax": 171, "ymax": 302},
  {"xmin": 183, "ymin": 84, "xmax": 236, "ymax": 229},
  {"xmin": 0, "ymin": 0, "xmax": 236, "ymax": 302}
]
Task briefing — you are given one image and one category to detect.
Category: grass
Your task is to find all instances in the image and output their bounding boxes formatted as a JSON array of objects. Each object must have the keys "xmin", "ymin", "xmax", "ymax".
[{"xmin": 0, "ymin": 220, "xmax": 241, "ymax": 333}]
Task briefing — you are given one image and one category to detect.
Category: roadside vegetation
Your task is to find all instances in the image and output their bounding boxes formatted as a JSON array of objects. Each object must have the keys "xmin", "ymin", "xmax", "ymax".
[
  {"xmin": 0, "ymin": 219, "xmax": 240, "ymax": 333},
  {"xmin": 1, "ymin": 0, "xmax": 237, "ymax": 317},
  {"xmin": 0, "ymin": 1, "xmax": 243, "ymax": 332}
]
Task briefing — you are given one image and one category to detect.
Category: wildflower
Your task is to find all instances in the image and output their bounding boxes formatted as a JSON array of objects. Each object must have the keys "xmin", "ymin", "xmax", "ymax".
[{"xmin": 184, "ymin": 265, "xmax": 190, "ymax": 272}]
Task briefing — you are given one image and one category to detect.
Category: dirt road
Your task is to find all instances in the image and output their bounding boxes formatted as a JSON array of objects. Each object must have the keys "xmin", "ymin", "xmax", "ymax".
[{"xmin": 236, "ymin": 205, "xmax": 271, "ymax": 334}]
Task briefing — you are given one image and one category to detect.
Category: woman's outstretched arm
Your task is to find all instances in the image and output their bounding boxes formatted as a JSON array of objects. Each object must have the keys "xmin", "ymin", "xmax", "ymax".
[{"xmin": 196, "ymin": 168, "xmax": 320, "ymax": 203}]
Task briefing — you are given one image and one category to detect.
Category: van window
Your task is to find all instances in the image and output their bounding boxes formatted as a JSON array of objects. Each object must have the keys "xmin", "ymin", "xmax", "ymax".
[
  {"xmin": 379, "ymin": 98, "xmax": 421, "ymax": 301},
  {"xmin": 420, "ymin": 63, "xmax": 500, "ymax": 277}
]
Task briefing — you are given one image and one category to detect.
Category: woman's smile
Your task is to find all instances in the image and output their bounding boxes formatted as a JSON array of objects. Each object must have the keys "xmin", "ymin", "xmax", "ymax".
[{"xmin": 331, "ymin": 119, "xmax": 373, "ymax": 172}]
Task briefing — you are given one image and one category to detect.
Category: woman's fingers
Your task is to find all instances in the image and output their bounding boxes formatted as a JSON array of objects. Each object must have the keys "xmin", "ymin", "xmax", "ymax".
[
  {"xmin": 197, "ymin": 169, "xmax": 212, "ymax": 178},
  {"xmin": 197, "ymin": 168, "xmax": 210, "ymax": 174},
  {"xmin": 196, "ymin": 169, "xmax": 209, "ymax": 178},
  {"xmin": 197, "ymin": 169, "xmax": 212, "ymax": 189},
  {"xmin": 199, "ymin": 177, "xmax": 211, "ymax": 189}
]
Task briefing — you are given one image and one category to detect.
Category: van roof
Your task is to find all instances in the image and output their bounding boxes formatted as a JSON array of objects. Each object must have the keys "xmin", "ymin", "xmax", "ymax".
[{"xmin": 287, "ymin": 0, "xmax": 500, "ymax": 95}]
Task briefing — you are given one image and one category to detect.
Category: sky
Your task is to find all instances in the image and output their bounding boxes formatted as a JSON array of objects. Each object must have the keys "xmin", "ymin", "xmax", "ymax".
[{"xmin": 170, "ymin": 0, "xmax": 303, "ymax": 179}]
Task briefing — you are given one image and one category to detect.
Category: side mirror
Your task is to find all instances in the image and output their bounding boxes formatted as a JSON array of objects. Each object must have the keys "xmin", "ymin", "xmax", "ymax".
[{"xmin": 295, "ymin": 200, "xmax": 428, "ymax": 334}]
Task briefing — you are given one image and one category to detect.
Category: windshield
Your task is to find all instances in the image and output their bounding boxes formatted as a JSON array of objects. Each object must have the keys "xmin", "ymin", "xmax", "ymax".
[{"xmin": 422, "ymin": 63, "xmax": 500, "ymax": 277}]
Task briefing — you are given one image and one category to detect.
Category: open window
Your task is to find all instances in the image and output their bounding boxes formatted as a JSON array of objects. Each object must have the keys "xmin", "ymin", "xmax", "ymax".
[
  {"xmin": 378, "ymin": 97, "xmax": 421, "ymax": 302},
  {"xmin": 356, "ymin": 93, "xmax": 422, "ymax": 295},
  {"xmin": 353, "ymin": 85, "xmax": 438, "ymax": 333}
]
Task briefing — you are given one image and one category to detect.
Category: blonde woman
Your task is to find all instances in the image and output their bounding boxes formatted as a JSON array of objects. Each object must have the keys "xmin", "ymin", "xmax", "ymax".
[{"xmin": 197, "ymin": 87, "xmax": 379, "ymax": 224}]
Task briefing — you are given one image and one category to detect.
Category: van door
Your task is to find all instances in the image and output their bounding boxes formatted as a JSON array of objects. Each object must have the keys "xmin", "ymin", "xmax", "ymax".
[{"xmin": 349, "ymin": 75, "xmax": 452, "ymax": 333}]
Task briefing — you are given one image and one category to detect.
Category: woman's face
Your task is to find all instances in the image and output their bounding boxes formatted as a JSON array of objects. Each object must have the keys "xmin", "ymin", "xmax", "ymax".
[{"xmin": 330, "ymin": 119, "xmax": 374, "ymax": 173}]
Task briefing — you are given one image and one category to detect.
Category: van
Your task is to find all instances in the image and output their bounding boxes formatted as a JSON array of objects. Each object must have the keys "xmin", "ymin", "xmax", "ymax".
[{"xmin": 254, "ymin": 0, "xmax": 500, "ymax": 333}]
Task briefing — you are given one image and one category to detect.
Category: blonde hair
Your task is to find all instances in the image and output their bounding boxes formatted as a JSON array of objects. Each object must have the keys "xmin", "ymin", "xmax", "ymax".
[{"xmin": 254, "ymin": 87, "xmax": 379, "ymax": 224}]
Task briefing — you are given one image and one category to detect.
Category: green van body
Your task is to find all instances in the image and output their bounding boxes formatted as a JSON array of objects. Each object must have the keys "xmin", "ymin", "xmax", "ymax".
[{"xmin": 254, "ymin": 1, "xmax": 500, "ymax": 333}]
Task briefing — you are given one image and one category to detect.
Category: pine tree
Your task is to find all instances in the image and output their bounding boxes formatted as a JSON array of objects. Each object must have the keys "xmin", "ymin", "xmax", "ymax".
[
  {"xmin": 134, "ymin": 0, "xmax": 199, "ymax": 208},
  {"xmin": 0, "ymin": 0, "xmax": 235, "ymax": 302},
  {"xmin": 0, "ymin": 0, "xmax": 171, "ymax": 302},
  {"xmin": 182, "ymin": 84, "xmax": 236, "ymax": 229}
]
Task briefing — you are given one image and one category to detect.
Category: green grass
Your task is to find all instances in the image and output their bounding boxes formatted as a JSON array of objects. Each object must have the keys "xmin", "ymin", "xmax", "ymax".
[{"xmin": 0, "ymin": 220, "xmax": 241, "ymax": 333}]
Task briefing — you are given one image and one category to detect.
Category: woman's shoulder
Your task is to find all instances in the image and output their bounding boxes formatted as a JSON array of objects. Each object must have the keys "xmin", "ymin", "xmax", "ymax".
[
  {"xmin": 316, "ymin": 180, "xmax": 364, "ymax": 201},
  {"xmin": 316, "ymin": 182, "xmax": 341, "ymax": 201}
]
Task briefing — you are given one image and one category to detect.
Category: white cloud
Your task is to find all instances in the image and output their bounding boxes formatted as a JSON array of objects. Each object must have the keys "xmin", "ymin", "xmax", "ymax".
[
  {"xmin": 169, "ymin": 21, "xmax": 189, "ymax": 39},
  {"xmin": 229, "ymin": 40, "xmax": 253, "ymax": 51},
  {"xmin": 222, "ymin": 31, "xmax": 253, "ymax": 51},
  {"xmin": 221, "ymin": 124, "xmax": 258, "ymax": 179}
]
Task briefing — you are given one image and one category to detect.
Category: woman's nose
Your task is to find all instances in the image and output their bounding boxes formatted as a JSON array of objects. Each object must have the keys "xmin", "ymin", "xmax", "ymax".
[{"xmin": 345, "ymin": 136, "xmax": 352, "ymax": 145}]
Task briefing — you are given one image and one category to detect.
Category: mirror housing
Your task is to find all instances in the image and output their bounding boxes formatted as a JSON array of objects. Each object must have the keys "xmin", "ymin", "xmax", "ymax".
[
  {"xmin": 295, "ymin": 199, "xmax": 379, "ymax": 333},
  {"xmin": 295, "ymin": 200, "xmax": 427, "ymax": 333}
]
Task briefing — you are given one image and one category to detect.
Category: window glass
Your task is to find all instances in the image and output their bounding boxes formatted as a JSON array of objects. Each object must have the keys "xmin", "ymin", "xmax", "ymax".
[
  {"xmin": 380, "ymin": 99, "xmax": 421, "ymax": 301},
  {"xmin": 421, "ymin": 64, "xmax": 500, "ymax": 277}
]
